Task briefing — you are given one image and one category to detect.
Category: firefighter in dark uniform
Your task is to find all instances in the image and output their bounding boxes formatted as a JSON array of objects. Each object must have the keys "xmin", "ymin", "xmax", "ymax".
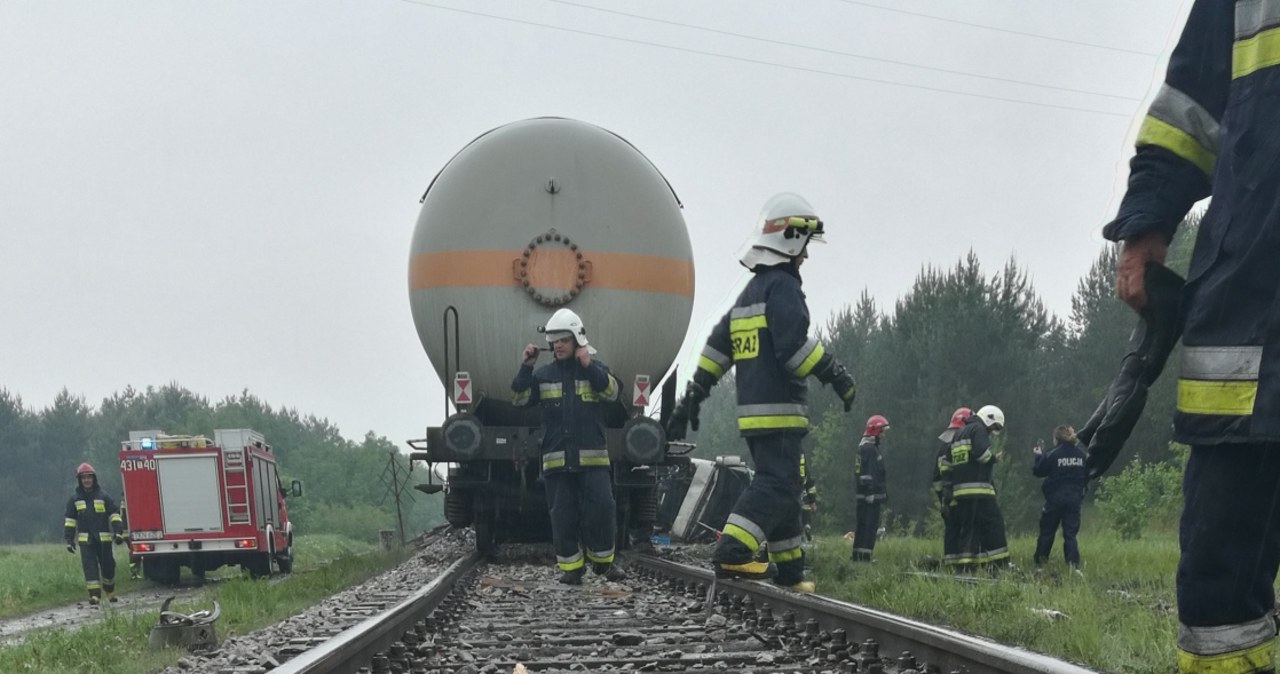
[
  {"xmin": 852, "ymin": 415, "xmax": 889, "ymax": 561},
  {"xmin": 940, "ymin": 406, "xmax": 1008, "ymax": 570},
  {"xmin": 513, "ymin": 307, "xmax": 627, "ymax": 585},
  {"xmin": 1105, "ymin": 4, "xmax": 1280, "ymax": 669},
  {"xmin": 63, "ymin": 463, "xmax": 125, "ymax": 605},
  {"xmin": 933, "ymin": 407, "xmax": 971, "ymax": 529},
  {"xmin": 799, "ymin": 451, "xmax": 817, "ymax": 539},
  {"xmin": 1032, "ymin": 425, "xmax": 1088, "ymax": 568},
  {"xmin": 666, "ymin": 193, "xmax": 857, "ymax": 592}
]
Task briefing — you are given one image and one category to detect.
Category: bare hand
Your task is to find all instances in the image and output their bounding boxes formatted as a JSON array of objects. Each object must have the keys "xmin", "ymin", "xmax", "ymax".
[
  {"xmin": 521, "ymin": 343, "xmax": 539, "ymax": 365},
  {"xmin": 1116, "ymin": 232, "xmax": 1170, "ymax": 313},
  {"xmin": 575, "ymin": 346, "xmax": 591, "ymax": 367}
]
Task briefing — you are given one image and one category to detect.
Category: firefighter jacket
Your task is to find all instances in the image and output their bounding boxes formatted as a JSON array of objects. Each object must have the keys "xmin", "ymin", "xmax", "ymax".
[
  {"xmin": 856, "ymin": 436, "xmax": 887, "ymax": 503},
  {"xmin": 1032, "ymin": 442, "xmax": 1088, "ymax": 502},
  {"xmin": 512, "ymin": 355, "xmax": 621, "ymax": 474},
  {"xmin": 691, "ymin": 264, "xmax": 848, "ymax": 436},
  {"xmin": 799, "ymin": 451, "xmax": 817, "ymax": 506},
  {"xmin": 1103, "ymin": 0, "xmax": 1280, "ymax": 444},
  {"xmin": 64, "ymin": 481, "xmax": 124, "ymax": 546},
  {"xmin": 941, "ymin": 418, "xmax": 997, "ymax": 497},
  {"xmin": 932, "ymin": 427, "xmax": 959, "ymax": 499}
]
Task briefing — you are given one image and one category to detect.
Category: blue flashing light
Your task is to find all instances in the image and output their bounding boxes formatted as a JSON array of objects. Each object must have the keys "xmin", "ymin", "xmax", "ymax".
[{"xmin": 141, "ymin": 437, "xmax": 155, "ymax": 450}]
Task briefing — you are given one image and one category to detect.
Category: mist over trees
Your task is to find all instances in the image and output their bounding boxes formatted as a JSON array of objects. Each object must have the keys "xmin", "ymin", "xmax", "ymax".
[
  {"xmin": 0, "ymin": 385, "xmax": 440, "ymax": 544},
  {"xmin": 684, "ymin": 214, "xmax": 1200, "ymax": 535}
]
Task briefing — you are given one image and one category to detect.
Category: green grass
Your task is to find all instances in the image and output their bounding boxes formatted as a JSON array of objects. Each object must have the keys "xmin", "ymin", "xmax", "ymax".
[
  {"xmin": 0, "ymin": 535, "xmax": 407, "ymax": 674},
  {"xmin": 808, "ymin": 530, "xmax": 1183, "ymax": 674}
]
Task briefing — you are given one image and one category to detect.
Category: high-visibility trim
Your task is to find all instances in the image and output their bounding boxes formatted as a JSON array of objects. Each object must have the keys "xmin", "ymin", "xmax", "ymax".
[
  {"xmin": 785, "ymin": 338, "xmax": 825, "ymax": 377},
  {"xmin": 771, "ymin": 535, "xmax": 805, "ymax": 551},
  {"xmin": 975, "ymin": 547, "xmax": 1010, "ymax": 562},
  {"xmin": 409, "ymin": 249, "xmax": 694, "ymax": 297},
  {"xmin": 575, "ymin": 381, "xmax": 599, "ymax": 402},
  {"xmin": 93, "ymin": 500, "xmax": 106, "ymax": 513},
  {"xmin": 953, "ymin": 482, "xmax": 996, "ymax": 497},
  {"xmin": 976, "ymin": 448, "xmax": 995, "ymax": 464},
  {"xmin": 729, "ymin": 315, "xmax": 768, "ymax": 331},
  {"xmin": 601, "ymin": 374, "xmax": 620, "ymax": 402},
  {"xmin": 86, "ymin": 581, "xmax": 101, "ymax": 590},
  {"xmin": 1136, "ymin": 115, "xmax": 1217, "ymax": 177},
  {"xmin": 98, "ymin": 533, "xmax": 113, "ymax": 542},
  {"xmin": 77, "ymin": 533, "xmax": 89, "ymax": 542},
  {"xmin": 64, "ymin": 518, "xmax": 76, "ymax": 527},
  {"xmin": 586, "ymin": 548, "xmax": 615, "ymax": 564},
  {"xmin": 1178, "ymin": 616, "xmax": 1277, "ymax": 674},
  {"xmin": 768, "ymin": 547, "xmax": 804, "ymax": 562},
  {"xmin": 1178, "ymin": 379, "xmax": 1259, "ymax": 416},
  {"xmin": 729, "ymin": 303, "xmax": 767, "ymax": 320},
  {"xmin": 738, "ymin": 415, "xmax": 809, "ymax": 432},
  {"xmin": 699, "ymin": 346, "xmax": 731, "ymax": 378},
  {"xmin": 109, "ymin": 514, "xmax": 122, "ymax": 524},
  {"xmin": 542, "ymin": 451, "xmax": 566, "ymax": 471},
  {"xmin": 738, "ymin": 403, "xmax": 807, "ymax": 417},
  {"xmin": 539, "ymin": 382, "xmax": 564, "ymax": 399},
  {"xmin": 1182, "ymin": 346, "xmax": 1263, "ymax": 381},
  {"xmin": 75, "ymin": 500, "xmax": 86, "ymax": 511},
  {"xmin": 1234, "ymin": 24, "xmax": 1280, "ymax": 79},
  {"xmin": 512, "ymin": 389, "xmax": 532, "ymax": 406},
  {"xmin": 1236, "ymin": 0, "xmax": 1280, "ymax": 39},
  {"xmin": 1144, "ymin": 84, "xmax": 1221, "ymax": 171},
  {"xmin": 949, "ymin": 439, "xmax": 973, "ymax": 463},
  {"xmin": 943, "ymin": 553, "xmax": 979, "ymax": 565},
  {"xmin": 579, "ymin": 449, "xmax": 611, "ymax": 466},
  {"xmin": 722, "ymin": 523, "xmax": 759, "ymax": 550},
  {"xmin": 727, "ymin": 516, "xmax": 762, "ymax": 547},
  {"xmin": 557, "ymin": 550, "xmax": 585, "ymax": 571}
]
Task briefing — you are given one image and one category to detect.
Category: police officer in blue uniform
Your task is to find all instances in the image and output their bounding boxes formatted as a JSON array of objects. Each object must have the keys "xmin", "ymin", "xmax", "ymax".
[
  {"xmin": 666, "ymin": 193, "xmax": 857, "ymax": 592},
  {"xmin": 1031, "ymin": 426, "xmax": 1087, "ymax": 568},
  {"xmin": 514, "ymin": 308, "xmax": 626, "ymax": 585},
  {"xmin": 1104, "ymin": 3, "xmax": 1280, "ymax": 670}
]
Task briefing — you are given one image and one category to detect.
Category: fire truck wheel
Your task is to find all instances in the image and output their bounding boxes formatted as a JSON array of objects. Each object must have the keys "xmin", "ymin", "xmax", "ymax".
[
  {"xmin": 143, "ymin": 558, "xmax": 180, "ymax": 586},
  {"xmin": 276, "ymin": 538, "xmax": 294, "ymax": 574},
  {"xmin": 246, "ymin": 553, "xmax": 273, "ymax": 579}
]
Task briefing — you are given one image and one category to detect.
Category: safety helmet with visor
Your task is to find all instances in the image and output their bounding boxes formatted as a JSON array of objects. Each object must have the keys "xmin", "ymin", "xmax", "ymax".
[
  {"xmin": 976, "ymin": 405, "xmax": 1005, "ymax": 431},
  {"xmin": 541, "ymin": 308, "xmax": 596, "ymax": 354},
  {"xmin": 738, "ymin": 192, "xmax": 825, "ymax": 269}
]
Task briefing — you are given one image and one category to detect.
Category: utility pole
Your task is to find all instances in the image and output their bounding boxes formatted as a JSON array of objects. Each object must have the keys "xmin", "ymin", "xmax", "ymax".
[{"xmin": 380, "ymin": 452, "xmax": 413, "ymax": 546}]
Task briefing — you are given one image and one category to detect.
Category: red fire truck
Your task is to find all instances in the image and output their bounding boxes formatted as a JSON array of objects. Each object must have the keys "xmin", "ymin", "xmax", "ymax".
[{"xmin": 119, "ymin": 429, "xmax": 302, "ymax": 584}]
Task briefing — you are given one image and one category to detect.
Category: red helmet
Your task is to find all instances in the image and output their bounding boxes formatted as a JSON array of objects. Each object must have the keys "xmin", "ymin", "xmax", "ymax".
[
  {"xmin": 864, "ymin": 415, "xmax": 890, "ymax": 437},
  {"xmin": 76, "ymin": 462, "xmax": 96, "ymax": 477},
  {"xmin": 948, "ymin": 407, "xmax": 972, "ymax": 429}
]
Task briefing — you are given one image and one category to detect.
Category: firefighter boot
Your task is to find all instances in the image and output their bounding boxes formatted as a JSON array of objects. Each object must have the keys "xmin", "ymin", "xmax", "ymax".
[
  {"xmin": 596, "ymin": 564, "xmax": 627, "ymax": 582},
  {"xmin": 713, "ymin": 535, "xmax": 777, "ymax": 580},
  {"xmin": 559, "ymin": 568, "xmax": 585, "ymax": 586},
  {"xmin": 88, "ymin": 596, "xmax": 100, "ymax": 607},
  {"xmin": 106, "ymin": 591, "xmax": 118, "ymax": 604}
]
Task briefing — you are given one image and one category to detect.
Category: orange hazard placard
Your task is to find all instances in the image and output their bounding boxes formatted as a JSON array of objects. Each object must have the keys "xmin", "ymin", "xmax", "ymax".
[
  {"xmin": 454, "ymin": 372, "xmax": 472, "ymax": 405},
  {"xmin": 632, "ymin": 375, "xmax": 650, "ymax": 407}
]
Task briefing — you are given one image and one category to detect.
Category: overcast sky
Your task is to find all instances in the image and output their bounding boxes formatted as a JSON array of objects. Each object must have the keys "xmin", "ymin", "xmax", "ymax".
[{"xmin": 1, "ymin": 0, "xmax": 1191, "ymax": 446}]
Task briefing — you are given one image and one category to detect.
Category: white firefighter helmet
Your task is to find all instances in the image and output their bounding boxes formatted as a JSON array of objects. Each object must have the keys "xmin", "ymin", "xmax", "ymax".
[
  {"xmin": 543, "ymin": 308, "xmax": 594, "ymax": 352},
  {"xmin": 976, "ymin": 405, "xmax": 1005, "ymax": 430},
  {"xmin": 738, "ymin": 192, "xmax": 825, "ymax": 269}
]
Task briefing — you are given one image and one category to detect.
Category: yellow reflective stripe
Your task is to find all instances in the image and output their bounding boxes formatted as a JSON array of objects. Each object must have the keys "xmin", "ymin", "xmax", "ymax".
[
  {"xmin": 64, "ymin": 518, "xmax": 77, "ymax": 527},
  {"xmin": 1136, "ymin": 114, "xmax": 1216, "ymax": 177},
  {"xmin": 542, "ymin": 451, "xmax": 566, "ymax": 470},
  {"xmin": 542, "ymin": 388, "xmax": 564, "ymax": 399},
  {"xmin": 729, "ymin": 315, "xmax": 768, "ymax": 331},
  {"xmin": 722, "ymin": 523, "xmax": 760, "ymax": 550},
  {"xmin": 698, "ymin": 355, "xmax": 725, "ymax": 378},
  {"xmin": 1234, "ymin": 26, "xmax": 1280, "ymax": 79},
  {"xmin": 1177, "ymin": 640, "xmax": 1274, "ymax": 674},
  {"xmin": 1178, "ymin": 379, "xmax": 1258, "ymax": 416},
  {"xmin": 579, "ymin": 449, "xmax": 611, "ymax": 466},
  {"xmin": 602, "ymin": 374, "xmax": 619, "ymax": 401},
  {"xmin": 512, "ymin": 389, "xmax": 531, "ymax": 405},
  {"xmin": 86, "ymin": 581, "xmax": 101, "ymax": 589},
  {"xmin": 792, "ymin": 342, "xmax": 825, "ymax": 377},
  {"xmin": 93, "ymin": 500, "xmax": 105, "ymax": 513},
  {"xmin": 953, "ymin": 485, "xmax": 996, "ymax": 497},
  {"xmin": 77, "ymin": 533, "xmax": 90, "ymax": 542},
  {"xmin": 586, "ymin": 549, "xmax": 615, "ymax": 564},
  {"xmin": 557, "ymin": 550, "xmax": 585, "ymax": 571},
  {"xmin": 74, "ymin": 501, "xmax": 87, "ymax": 511},
  {"xmin": 109, "ymin": 514, "xmax": 123, "ymax": 523},
  {"xmin": 768, "ymin": 547, "xmax": 804, "ymax": 563},
  {"xmin": 738, "ymin": 415, "xmax": 808, "ymax": 431},
  {"xmin": 98, "ymin": 533, "xmax": 113, "ymax": 542}
]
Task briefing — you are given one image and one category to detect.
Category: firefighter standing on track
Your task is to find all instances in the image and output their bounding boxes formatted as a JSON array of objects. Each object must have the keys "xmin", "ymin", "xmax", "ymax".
[
  {"xmin": 1102, "ymin": 3, "xmax": 1280, "ymax": 670},
  {"xmin": 513, "ymin": 308, "xmax": 627, "ymax": 585},
  {"xmin": 851, "ymin": 414, "xmax": 889, "ymax": 562},
  {"xmin": 63, "ymin": 463, "xmax": 125, "ymax": 606},
  {"xmin": 799, "ymin": 451, "xmax": 818, "ymax": 541},
  {"xmin": 666, "ymin": 192, "xmax": 858, "ymax": 592},
  {"xmin": 1031, "ymin": 426, "xmax": 1087, "ymax": 568},
  {"xmin": 940, "ymin": 405, "xmax": 1009, "ymax": 570}
]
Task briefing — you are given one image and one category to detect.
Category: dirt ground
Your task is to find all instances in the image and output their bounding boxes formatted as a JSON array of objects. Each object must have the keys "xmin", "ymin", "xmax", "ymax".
[{"xmin": 0, "ymin": 578, "xmax": 217, "ymax": 645}]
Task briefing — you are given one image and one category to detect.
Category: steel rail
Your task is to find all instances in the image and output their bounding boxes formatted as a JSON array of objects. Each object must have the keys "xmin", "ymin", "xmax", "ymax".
[
  {"xmin": 272, "ymin": 551, "xmax": 482, "ymax": 674},
  {"xmin": 633, "ymin": 555, "xmax": 1101, "ymax": 674}
]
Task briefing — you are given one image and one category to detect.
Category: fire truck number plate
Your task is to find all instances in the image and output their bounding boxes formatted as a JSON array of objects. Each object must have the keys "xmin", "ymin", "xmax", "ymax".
[
  {"xmin": 120, "ymin": 458, "xmax": 157, "ymax": 471},
  {"xmin": 131, "ymin": 530, "xmax": 162, "ymax": 541}
]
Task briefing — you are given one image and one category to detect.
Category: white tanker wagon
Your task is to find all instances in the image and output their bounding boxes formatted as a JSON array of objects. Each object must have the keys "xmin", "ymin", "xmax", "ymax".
[{"xmin": 406, "ymin": 118, "xmax": 696, "ymax": 552}]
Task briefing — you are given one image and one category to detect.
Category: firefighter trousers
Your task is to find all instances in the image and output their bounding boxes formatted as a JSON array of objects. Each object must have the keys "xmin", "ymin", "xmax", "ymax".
[
  {"xmin": 713, "ymin": 434, "xmax": 806, "ymax": 585},
  {"xmin": 79, "ymin": 539, "xmax": 116, "ymax": 599},
  {"xmin": 1033, "ymin": 496, "xmax": 1081, "ymax": 567},
  {"xmin": 852, "ymin": 500, "xmax": 881, "ymax": 560},
  {"xmin": 1176, "ymin": 443, "xmax": 1280, "ymax": 674},
  {"xmin": 943, "ymin": 495, "xmax": 1008, "ymax": 568},
  {"xmin": 544, "ymin": 470, "xmax": 617, "ymax": 573}
]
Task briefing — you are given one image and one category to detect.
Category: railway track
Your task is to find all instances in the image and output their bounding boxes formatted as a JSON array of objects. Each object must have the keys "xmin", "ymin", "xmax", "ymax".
[{"xmin": 263, "ymin": 549, "xmax": 1100, "ymax": 674}]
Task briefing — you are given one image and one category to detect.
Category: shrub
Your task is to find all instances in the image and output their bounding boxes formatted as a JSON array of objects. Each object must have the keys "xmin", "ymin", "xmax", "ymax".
[{"xmin": 1094, "ymin": 444, "xmax": 1186, "ymax": 539}]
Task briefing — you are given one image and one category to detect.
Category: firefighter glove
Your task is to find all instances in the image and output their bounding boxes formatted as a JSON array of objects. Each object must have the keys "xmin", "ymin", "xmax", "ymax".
[
  {"xmin": 827, "ymin": 363, "xmax": 856, "ymax": 412},
  {"xmin": 66, "ymin": 542, "xmax": 76, "ymax": 554},
  {"xmin": 666, "ymin": 381, "xmax": 708, "ymax": 441},
  {"xmin": 113, "ymin": 534, "xmax": 125, "ymax": 546},
  {"xmin": 1078, "ymin": 262, "xmax": 1183, "ymax": 479}
]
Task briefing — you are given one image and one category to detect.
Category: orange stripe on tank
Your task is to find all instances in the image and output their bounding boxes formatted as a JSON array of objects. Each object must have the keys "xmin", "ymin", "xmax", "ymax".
[{"xmin": 409, "ymin": 249, "xmax": 694, "ymax": 296}]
